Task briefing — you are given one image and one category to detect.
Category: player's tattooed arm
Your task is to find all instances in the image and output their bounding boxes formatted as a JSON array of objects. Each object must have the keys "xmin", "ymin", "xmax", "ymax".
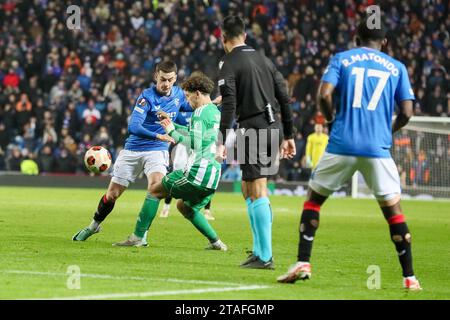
[
  {"xmin": 317, "ymin": 81, "xmax": 335, "ymax": 123},
  {"xmin": 392, "ymin": 100, "xmax": 413, "ymax": 133}
]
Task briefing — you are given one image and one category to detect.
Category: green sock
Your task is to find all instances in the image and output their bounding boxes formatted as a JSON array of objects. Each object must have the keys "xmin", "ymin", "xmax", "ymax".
[
  {"xmin": 188, "ymin": 209, "xmax": 218, "ymax": 242},
  {"xmin": 134, "ymin": 195, "xmax": 160, "ymax": 238}
]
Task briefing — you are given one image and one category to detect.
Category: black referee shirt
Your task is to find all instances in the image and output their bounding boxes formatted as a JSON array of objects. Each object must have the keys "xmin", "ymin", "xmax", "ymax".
[{"xmin": 217, "ymin": 45, "xmax": 294, "ymax": 139}]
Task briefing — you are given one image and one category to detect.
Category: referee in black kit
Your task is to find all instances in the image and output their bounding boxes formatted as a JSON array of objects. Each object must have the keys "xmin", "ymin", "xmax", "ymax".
[{"xmin": 216, "ymin": 16, "xmax": 296, "ymax": 269}]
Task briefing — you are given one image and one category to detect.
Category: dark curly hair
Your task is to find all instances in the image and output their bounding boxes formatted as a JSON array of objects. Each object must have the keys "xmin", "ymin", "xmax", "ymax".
[{"xmin": 181, "ymin": 72, "xmax": 214, "ymax": 95}]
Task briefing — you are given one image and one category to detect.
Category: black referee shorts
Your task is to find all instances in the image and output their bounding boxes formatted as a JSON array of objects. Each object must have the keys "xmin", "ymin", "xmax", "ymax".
[{"xmin": 236, "ymin": 114, "xmax": 283, "ymax": 181}]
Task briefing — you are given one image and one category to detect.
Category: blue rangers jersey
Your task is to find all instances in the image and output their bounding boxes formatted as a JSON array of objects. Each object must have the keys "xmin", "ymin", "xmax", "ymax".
[
  {"xmin": 321, "ymin": 47, "xmax": 415, "ymax": 158},
  {"xmin": 125, "ymin": 85, "xmax": 192, "ymax": 151},
  {"xmin": 174, "ymin": 110, "xmax": 192, "ymax": 127}
]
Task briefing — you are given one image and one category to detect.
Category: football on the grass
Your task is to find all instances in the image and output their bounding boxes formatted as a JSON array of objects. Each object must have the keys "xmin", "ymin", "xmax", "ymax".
[{"xmin": 84, "ymin": 146, "xmax": 112, "ymax": 173}]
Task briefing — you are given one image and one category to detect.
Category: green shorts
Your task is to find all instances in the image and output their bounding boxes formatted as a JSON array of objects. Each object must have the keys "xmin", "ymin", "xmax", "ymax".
[{"xmin": 162, "ymin": 170, "xmax": 215, "ymax": 211}]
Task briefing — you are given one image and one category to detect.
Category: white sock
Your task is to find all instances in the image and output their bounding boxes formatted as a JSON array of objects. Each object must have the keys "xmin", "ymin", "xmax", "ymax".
[
  {"xmin": 405, "ymin": 275, "xmax": 416, "ymax": 280},
  {"xmin": 131, "ymin": 233, "xmax": 142, "ymax": 240},
  {"xmin": 88, "ymin": 220, "xmax": 100, "ymax": 231}
]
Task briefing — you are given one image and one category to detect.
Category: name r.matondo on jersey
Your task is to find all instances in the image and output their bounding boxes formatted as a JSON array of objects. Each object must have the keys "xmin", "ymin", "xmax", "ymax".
[{"xmin": 341, "ymin": 52, "xmax": 400, "ymax": 76}]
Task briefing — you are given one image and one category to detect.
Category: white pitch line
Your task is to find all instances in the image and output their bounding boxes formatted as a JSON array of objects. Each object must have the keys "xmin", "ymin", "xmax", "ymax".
[
  {"xmin": 2, "ymin": 270, "xmax": 245, "ymax": 286},
  {"xmin": 42, "ymin": 285, "xmax": 271, "ymax": 300}
]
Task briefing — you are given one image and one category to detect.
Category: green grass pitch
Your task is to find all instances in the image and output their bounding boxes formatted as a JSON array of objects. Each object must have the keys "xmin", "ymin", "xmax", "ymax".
[{"xmin": 0, "ymin": 186, "xmax": 448, "ymax": 300}]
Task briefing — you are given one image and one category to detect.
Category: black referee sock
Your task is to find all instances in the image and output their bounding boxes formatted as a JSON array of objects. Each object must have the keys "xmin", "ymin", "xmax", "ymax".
[
  {"xmin": 297, "ymin": 201, "xmax": 321, "ymax": 262},
  {"xmin": 93, "ymin": 195, "xmax": 115, "ymax": 223}
]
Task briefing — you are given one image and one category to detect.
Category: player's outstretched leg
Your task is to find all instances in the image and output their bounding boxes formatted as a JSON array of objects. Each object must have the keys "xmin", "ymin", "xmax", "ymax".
[
  {"xmin": 203, "ymin": 200, "xmax": 215, "ymax": 220},
  {"xmin": 73, "ymin": 182, "xmax": 124, "ymax": 241},
  {"xmin": 278, "ymin": 189, "xmax": 327, "ymax": 283},
  {"xmin": 177, "ymin": 200, "xmax": 227, "ymax": 251},
  {"xmin": 113, "ymin": 193, "xmax": 160, "ymax": 247},
  {"xmin": 160, "ymin": 196, "xmax": 172, "ymax": 218},
  {"xmin": 380, "ymin": 200, "xmax": 421, "ymax": 290},
  {"xmin": 114, "ymin": 172, "xmax": 164, "ymax": 247}
]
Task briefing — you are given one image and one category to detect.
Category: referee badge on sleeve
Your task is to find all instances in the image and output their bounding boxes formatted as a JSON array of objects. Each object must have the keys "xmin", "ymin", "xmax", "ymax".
[{"xmin": 218, "ymin": 79, "xmax": 225, "ymax": 86}]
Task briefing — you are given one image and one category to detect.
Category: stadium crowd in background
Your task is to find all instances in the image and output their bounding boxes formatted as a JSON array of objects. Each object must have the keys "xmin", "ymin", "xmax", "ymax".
[{"xmin": 0, "ymin": 0, "xmax": 449, "ymax": 183}]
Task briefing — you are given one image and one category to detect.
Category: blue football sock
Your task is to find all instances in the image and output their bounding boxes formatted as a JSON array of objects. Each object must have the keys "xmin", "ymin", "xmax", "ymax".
[
  {"xmin": 246, "ymin": 198, "xmax": 260, "ymax": 257},
  {"xmin": 252, "ymin": 197, "xmax": 273, "ymax": 262}
]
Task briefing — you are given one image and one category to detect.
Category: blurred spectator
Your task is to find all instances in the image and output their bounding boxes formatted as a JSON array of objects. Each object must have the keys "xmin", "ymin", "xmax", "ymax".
[
  {"xmin": 0, "ymin": 147, "xmax": 5, "ymax": 171},
  {"xmin": 103, "ymin": 104, "xmax": 123, "ymax": 146},
  {"xmin": 82, "ymin": 99, "xmax": 101, "ymax": 125},
  {"xmin": 38, "ymin": 145, "xmax": 56, "ymax": 173},
  {"xmin": 93, "ymin": 126, "xmax": 113, "ymax": 149},
  {"xmin": 0, "ymin": 123, "xmax": 10, "ymax": 150},
  {"xmin": 293, "ymin": 66, "xmax": 316, "ymax": 104},
  {"xmin": 2, "ymin": 68, "xmax": 20, "ymax": 89},
  {"xmin": 64, "ymin": 51, "xmax": 82, "ymax": 73},
  {"xmin": 42, "ymin": 124, "xmax": 58, "ymax": 148},
  {"xmin": 7, "ymin": 148, "xmax": 22, "ymax": 172},
  {"xmin": 81, "ymin": 115, "xmax": 99, "ymax": 139},
  {"xmin": 426, "ymin": 86, "xmax": 447, "ymax": 116},
  {"xmin": 411, "ymin": 150, "xmax": 430, "ymax": 186},
  {"xmin": 77, "ymin": 133, "xmax": 93, "ymax": 172},
  {"xmin": 15, "ymin": 93, "xmax": 33, "ymax": 129},
  {"xmin": 55, "ymin": 148, "xmax": 77, "ymax": 173},
  {"xmin": 293, "ymin": 132, "xmax": 306, "ymax": 163},
  {"xmin": 49, "ymin": 80, "xmax": 66, "ymax": 105}
]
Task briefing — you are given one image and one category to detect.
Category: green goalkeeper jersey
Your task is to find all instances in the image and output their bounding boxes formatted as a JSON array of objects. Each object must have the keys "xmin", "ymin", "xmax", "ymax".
[{"xmin": 169, "ymin": 103, "xmax": 222, "ymax": 190}]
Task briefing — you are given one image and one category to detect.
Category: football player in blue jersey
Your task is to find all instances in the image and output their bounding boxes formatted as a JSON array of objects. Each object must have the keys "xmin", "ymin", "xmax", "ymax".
[
  {"xmin": 278, "ymin": 17, "xmax": 421, "ymax": 290},
  {"xmin": 72, "ymin": 61, "xmax": 193, "ymax": 246}
]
